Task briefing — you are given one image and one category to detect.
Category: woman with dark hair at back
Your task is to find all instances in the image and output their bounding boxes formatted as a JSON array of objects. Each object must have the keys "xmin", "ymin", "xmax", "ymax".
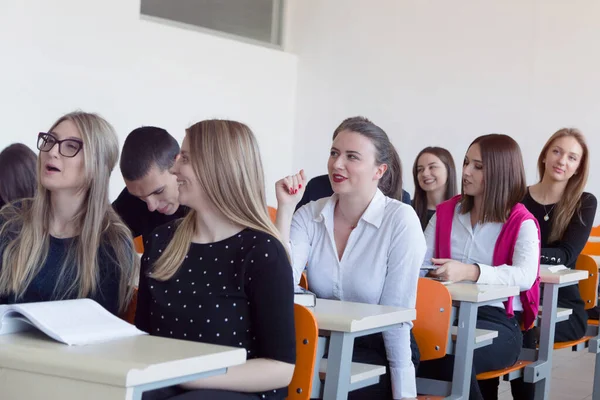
[
  {"xmin": 0, "ymin": 143, "xmax": 38, "ymax": 208},
  {"xmin": 412, "ymin": 147, "xmax": 457, "ymax": 230},
  {"xmin": 419, "ymin": 134, "xmax": 541, "ymax": 399},
  {"xmin": 276, "ymin": 117, "xmax": 424, "ymax": 400}
]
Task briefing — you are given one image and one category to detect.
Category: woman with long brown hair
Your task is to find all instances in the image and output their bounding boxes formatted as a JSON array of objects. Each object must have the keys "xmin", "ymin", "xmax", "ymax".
[
  {"xmin": 511, "ymin": 128, "xmax": 596, "ymax": 399},
  {"xmin": 135, "ymin": 120, "xmax": 296, "ymax": 400},
  {"xmin": 419, "ymin": 134, "xmax": 540, "ymax": 400},
  {"xmin": 0, "ymin": 112, "xmax": 136, "ymax": 315}
]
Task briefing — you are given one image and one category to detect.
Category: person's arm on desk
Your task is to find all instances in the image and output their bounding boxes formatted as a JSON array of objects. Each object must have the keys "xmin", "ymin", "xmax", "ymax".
[
  {"xmin": 183, "ymin": 236, "xmax": 296, "ymax": 392},
  {"xmin": 180, "ymin": 358, "xmax": 294, "ymax": 392}
]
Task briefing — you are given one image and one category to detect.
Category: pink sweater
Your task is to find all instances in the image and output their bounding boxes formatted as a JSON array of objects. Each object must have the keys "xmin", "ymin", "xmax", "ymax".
[{"xmin": 435, "ymin": 195, "xmax": 541, "ymax": 330}]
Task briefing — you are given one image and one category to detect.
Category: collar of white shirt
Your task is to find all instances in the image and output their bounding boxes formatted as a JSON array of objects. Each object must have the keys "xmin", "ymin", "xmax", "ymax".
[{"xmin": 312, "ymin": 188, "xmax": 387, "ymax": 229}]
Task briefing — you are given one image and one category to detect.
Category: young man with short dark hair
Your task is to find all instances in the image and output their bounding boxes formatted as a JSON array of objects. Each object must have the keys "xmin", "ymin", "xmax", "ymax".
[{"xmin": 113, "ymin": 126, "xmax": 188, "ymax": 239}]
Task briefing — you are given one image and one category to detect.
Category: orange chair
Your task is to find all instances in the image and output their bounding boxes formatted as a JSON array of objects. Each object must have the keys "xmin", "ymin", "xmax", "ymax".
[
  {"xmin": 268, "ymin": 206, "xmax": 277, "ymax": 223},
  {"xmin": 414, "ymin": 278, "xmax": 452, "ymax": 399},
  {"xmin": 133, "ymin": 236, "xmax": 144, "ymax": 254},
  {"xmin": 583, "ymin": 241, "xmax": 600, "ymax": 256},
  {"xmin": 577, "ymin": 254, "xmax": 599, "ymax": 311},
  {"xmin": 554, "ymin": 254, "xmax": 599, "ymax": 350},
  {"xmin": 413, "ymin": 278, "xmax": 452, "ymax": 362},
  {"xmin": 590, "ymin": 225, "xmax": 600, "ymax": 237},
  {"xmin": 120, "ymin": 287, "xmax": 138, "ymax": 324},
  {"xmin": 299, "ymin": 272, "xmax": 308, "ymax": 290},
  {"xmin": 287, "ymin": 304, "xmax": 318, "ymax": 400}
]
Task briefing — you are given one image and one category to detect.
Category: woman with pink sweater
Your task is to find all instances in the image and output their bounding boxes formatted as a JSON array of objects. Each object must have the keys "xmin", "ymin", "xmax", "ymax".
[{"xmin": 418, "ymin": 134, "xmax": 541, "ymax": 400}]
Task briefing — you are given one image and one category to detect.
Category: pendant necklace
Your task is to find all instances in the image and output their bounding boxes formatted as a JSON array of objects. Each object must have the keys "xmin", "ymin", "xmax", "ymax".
[{"xmin": 542, "ymin": 203, "xmax": 556, "ymax": 222}]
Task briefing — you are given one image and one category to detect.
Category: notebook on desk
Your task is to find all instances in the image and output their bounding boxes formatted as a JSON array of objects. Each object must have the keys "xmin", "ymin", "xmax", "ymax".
[
  {"xmin": 0, "ymin": 298, "xmax": 146, "ymax": 346},
  {"xmin": 424, "ymin": 277, "xmax": 454, "ymax": 285},
  {"xmin": 294, "ymin": 285, "xmax": 316, "ymax": 307}
]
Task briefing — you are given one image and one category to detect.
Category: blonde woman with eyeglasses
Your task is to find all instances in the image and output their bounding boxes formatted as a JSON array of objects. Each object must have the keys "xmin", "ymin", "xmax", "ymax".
[{"xmin": 0, "ymin": 111, "xmax": 137, "ymax": 315}]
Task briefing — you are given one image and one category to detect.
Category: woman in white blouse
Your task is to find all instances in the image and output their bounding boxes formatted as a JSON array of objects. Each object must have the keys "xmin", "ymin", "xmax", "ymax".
[
  {"xmin": 275, "ymin": 117, "xmax": 425, "ymax": 400},
  {"xmin": 420, "ymin": 134, "xmax": 540, "ymax": 400}
]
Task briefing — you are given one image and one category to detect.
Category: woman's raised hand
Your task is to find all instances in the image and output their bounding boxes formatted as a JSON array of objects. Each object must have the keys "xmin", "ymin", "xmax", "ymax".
[{"xmin": 275, "ymin": 169, "xmax": 307, "ymax": 209}]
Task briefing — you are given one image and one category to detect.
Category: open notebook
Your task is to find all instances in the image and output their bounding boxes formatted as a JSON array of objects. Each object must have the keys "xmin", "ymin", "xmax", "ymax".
[{"xmin": 0, "ymin": 298, "xmax": 147, "ymax": 346}]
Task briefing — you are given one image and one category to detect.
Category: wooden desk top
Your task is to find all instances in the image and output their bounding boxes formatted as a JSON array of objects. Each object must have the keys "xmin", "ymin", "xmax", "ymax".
[
  {"xmin": 540, "ymin": 265, "xmax": 588, "ymax": 284},
  {"xmin": 0, "ymin": 331, "xmax": 246, "ymax": 387},
  {"xmin": 445, "ymin": 283, "xmax": 519, "ymax": 303},
  {"xmin": 313, "ymin": 298, "xmax": 415, "ymax": 333}
]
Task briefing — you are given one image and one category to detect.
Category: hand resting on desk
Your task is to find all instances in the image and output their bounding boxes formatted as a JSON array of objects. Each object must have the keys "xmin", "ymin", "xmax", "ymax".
[{"xmin": 428, "ymin": 258, "xmax": 481, "ymax": 282}]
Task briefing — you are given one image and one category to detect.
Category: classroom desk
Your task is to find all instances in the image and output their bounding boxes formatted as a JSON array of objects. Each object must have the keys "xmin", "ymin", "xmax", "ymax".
[
  {"xmin": 441, "ymin": 283, "xmax": 519, "ymax": 400},
  {"xmin": 0, "ymin": 331, "xmax": 246, "ymax": 400},
  {"xmin": 309, "ymin": 298, "xmax": 415, "ymax": 400},
  {"xmin": 523, "ymin": 266, "xmax": 588, "ymax": 400}
]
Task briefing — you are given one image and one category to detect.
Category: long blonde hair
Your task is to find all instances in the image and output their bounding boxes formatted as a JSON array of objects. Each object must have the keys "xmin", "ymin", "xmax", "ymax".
[
  {"xmin": 538, "ymin": 128, "xmax": 590, "ymax": 243},
  {"xmin": 0, "ymin": 112, "xmax": 137, "ymax": 312},
  {"xmin": 151, "ymin": 119, "xmax": 285, "ymax": 281}
]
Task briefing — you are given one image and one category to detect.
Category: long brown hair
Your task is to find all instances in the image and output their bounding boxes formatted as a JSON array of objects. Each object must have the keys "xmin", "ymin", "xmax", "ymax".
[
  {"xmin": 151, "ymin": 120, "xmax": 286, "ymax": 281},
  {"xmin": 460, "ymin": 134, "xmax": 527, "ymax": 223},
  {"xmin": 412, "ymin": 147, "xmax": 457, "ymax": 229},
  {"xmin": 0, "ymin": 112, "xmax": 136, "ymax": 312},
  {"xmin": 537, "ymin": 128, "xmax": 590, "ymax": 243},
  {"xmin": 332, "ymin": 117, "xmax": 404, "ymax": 200}
]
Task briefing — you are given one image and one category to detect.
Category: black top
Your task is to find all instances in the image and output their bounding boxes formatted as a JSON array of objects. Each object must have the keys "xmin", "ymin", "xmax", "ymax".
[
  {"xmin": 0, "ymin": 207, "xmax": 124, "ymax": 315},
  {"xmin": 423, "ymin": 209, "xmax": 436, "ymax": 231},
  {"xmin": 135, "ymin": 223, "xmax": 296, "ymax": 399},
  {"xmin": 522, "ymin": 190, "xmax": 597, "ymax": 269},
  {"xmin": 112, "ymin": 188, "xmax": 188, "ymax": 239},
  {"xmin": 522, "ymin": 189, "xmax": 597, "ymax": 326},
  {"xmin": 296, "ymin": 174, "xmax": 411, "ymax": 211}
]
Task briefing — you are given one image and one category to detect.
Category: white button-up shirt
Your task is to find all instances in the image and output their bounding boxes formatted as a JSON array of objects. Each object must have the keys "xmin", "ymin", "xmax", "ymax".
[
  {"xmin": 290, "ymin": 189, "xmax": 425, "ymax": 399},
  {"xmin": 423, "ymin": 206, "xmax": 540, "ymax": 310}
]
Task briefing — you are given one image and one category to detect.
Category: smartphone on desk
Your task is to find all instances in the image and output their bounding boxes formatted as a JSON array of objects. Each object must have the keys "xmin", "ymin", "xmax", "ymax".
[{"xmin": 420, "ymin": 265, "xmax": 438, "ymax": 271}]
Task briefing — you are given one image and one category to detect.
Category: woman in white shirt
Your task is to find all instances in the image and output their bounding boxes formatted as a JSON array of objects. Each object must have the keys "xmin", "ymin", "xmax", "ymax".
[
  {"xmin": 275, "ymin": 116, "xmax": 425, "ymax": 400},
  {"xmin": 419, "ymin": 134, "xmax": 540, "ymax": 400}
]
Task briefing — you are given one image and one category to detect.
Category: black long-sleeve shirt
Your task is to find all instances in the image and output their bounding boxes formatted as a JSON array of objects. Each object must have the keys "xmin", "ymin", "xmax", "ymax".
[
  {"xmin": 522, "ymin": 190, "xmax": 597, "ymax": 269},
  {"xmin": 522, "ymin": 189, "xmax": 597, "ymax": 339},
  {"xmin": 112, "ymin": 188, "xmax": 188, "ymax": 240},
  {"xmin": 0, "ymin": 202, "xmax": 126, "ymax": 315},
  {"xmin": 135, "ymin": 223, "xmax": 296, "ymax": 399}
]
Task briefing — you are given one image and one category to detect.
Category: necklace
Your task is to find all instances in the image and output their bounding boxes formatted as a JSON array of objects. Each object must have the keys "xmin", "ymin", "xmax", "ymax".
[
  {"xmin": 542, "ymin": 203, "xmax": 556, "ymax": 222},
  {"xmin": 336, "ymin": 205, "xmax": 359, "ymax": 230}
]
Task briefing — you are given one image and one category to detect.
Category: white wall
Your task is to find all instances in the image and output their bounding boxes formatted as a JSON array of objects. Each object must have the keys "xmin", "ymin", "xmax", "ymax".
[
  {"xmin": 285, "ymin": 0, "xmax": 600, "ymax": 211},
  {"xmin": 0, "ymin": 0, "xmax": 297, "ymax": 205}
]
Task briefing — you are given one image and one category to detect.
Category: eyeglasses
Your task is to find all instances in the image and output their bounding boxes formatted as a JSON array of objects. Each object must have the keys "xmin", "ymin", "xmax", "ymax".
[{"xmin": 37, "ymin": 132, "xmax": 83, "ymax": 158}]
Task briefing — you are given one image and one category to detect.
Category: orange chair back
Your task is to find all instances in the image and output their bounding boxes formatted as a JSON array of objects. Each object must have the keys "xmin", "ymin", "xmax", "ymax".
[
  {"xmin": 268, "ymin": 206, "xmax": 277, "ymax": 223},
  {"xmin": 121, "ymin": 287, "xmax": 138, "ymax": 324},
  {"xmin": 413, "ymin": 278, "xmax": 452, "ymax": 361},
  {"xmin": 287, "ymin": 304, "xmax": 318, "ymax": 400},
  {"xmin": 134, "ymin": 236, "xmax": 144, "ymax": 254},
  {"xmin": 576, "ymin": 254, "xmax": 599, "ymax": 310},
  {"xmin": 583, "ymin": 241, "xmax": 600, "ymax": 256},
  {"xmin": 590, "ymin": 225, "xmax": 600, "ymax": 237},
  {"xmin": 299, "ymin": 272, "xmax": 308, "ymax": 290}
]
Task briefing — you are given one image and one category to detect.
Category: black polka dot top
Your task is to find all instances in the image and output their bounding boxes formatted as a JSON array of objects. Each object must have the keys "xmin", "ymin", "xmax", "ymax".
[{"xmin": 135, "ymin": 221, "xmax": 296, "ymax": 399}]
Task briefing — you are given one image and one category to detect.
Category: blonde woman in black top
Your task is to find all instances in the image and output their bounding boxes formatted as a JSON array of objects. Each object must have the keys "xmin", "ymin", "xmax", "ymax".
[
  {"xmin": 136, "ymin": 120, "xmax": 295, "ymax": 400},
  {"xmin": 512, "ymin": 128, "xmax": 597, "ymax": 399}
]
